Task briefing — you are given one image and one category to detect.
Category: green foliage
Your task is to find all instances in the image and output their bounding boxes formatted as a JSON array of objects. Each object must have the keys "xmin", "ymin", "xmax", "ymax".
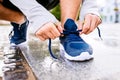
[{"xmin": 50, "ymin": 4, "xmax": 61, "ymax": 21}]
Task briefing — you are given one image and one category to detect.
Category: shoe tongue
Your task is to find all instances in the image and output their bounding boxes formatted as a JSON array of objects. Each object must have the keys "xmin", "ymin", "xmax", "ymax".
[{"xmin": 64, "ymin": 19, "xmax": 77, "ymax": 31}]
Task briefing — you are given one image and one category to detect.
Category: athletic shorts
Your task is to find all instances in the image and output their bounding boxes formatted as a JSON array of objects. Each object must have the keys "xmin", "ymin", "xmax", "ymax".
[
  {"xmin": 1, "ymin": 0, "xmax": 59, "ymax": 11},
  {"xmin": 36, "ymin": 0, "xmax": 59, "ymax": 10}
]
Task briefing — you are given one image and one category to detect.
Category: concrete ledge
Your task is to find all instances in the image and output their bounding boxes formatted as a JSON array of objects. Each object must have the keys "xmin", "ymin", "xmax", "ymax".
[{"xmin": 0, "ymin": 24, "xmax": 120, "ymax": 80}]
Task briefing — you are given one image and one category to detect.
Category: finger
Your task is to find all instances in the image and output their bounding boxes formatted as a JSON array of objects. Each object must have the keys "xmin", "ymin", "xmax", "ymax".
[
  {"xmin": 35, "ymin": 25, "xmax": 47, "ymax": 40},
  {"xmin": 51, "ymin": 29, "xmax": 61, "ymax": 38},
  {"xmin": 37, "ymin": 31, "xmax": 55, "ymax": 40},
  {"xmin": 96, "ymin": 16, "xmax": 102, "ymax": 26},
  {"xmin": 46, "ymin": 22, "xmax": 61, "ymax": 38},
  {"xmin": 54, "ymin": 22, "xmax": 63, "ymax": 33},
  {"xmin": 82, "ymin": 17, "xmax": 91, "ymax": 34},
  {"xmin": 86, "ymin": 16, "xmax": 96, "ymax": 34},
  {"xmin": 39, "ymin": 33, "xmax": 48, "ymax": 40},
  {"xmin": 46, "ymin": 31, "xmax": 56, "ymax": 39},
  {"xmin": 35, "ymin": 29, "xmax": 48, "ymax": 41},
  {"xmin": 35, "ymin": 31, "xmax": 46, "ymax": 41},
  {"xmin": 37, "ymin": 35, "xmax": 46, "ymax": 41},
  {"xmin": 50, "ymin": 26, "xmax": 61, "ymax": 38}
]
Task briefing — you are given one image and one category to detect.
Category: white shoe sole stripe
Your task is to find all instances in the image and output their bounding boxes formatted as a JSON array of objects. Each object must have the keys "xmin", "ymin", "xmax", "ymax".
[{"xmin": 60, "ymin": 44, "xmax": 93, "ymax": 61}]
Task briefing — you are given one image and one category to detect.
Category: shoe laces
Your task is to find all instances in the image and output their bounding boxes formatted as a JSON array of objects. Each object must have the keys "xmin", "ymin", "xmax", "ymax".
[
  {"xmin": 9, "ymin": 29, "xmax": 14, "ymax": 40},
  {"xmin": 48, "ymin": 27, "xmax": 102, "ymax": 59}
]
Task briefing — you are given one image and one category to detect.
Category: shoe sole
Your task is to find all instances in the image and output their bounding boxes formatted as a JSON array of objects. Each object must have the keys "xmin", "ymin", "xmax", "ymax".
[{"xmin": 60, "ymin": 44, "xmax": 93, "ymax": 61}]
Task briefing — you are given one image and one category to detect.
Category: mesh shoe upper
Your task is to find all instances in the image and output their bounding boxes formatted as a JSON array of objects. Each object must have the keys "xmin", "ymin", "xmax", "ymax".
[{"xmin": 9, "ymin": 20, "xmax": 29, "ymax": 45}]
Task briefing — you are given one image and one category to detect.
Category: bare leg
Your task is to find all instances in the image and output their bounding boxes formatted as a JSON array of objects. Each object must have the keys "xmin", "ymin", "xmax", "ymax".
[
  {"xmin": 0, "ymin": 3, "xmax": 25, "ymax": 24},
  {"xmin": 60, "ymin": 0, "xmax": 82, "ymax": 27}
]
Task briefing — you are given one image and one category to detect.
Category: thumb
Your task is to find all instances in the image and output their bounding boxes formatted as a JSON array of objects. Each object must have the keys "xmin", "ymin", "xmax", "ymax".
[{"xmin": 54, "ymin": 22, "xmax": 63, "ymax": 33}]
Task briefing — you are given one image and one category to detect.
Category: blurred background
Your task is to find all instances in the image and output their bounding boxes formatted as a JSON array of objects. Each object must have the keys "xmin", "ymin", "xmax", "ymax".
[
  {"xmin": 51, "ymin": 0, "xmax": 120, "ymax": 23},
  {"xmin": 97, "ymin": 0, "xmax": 120, "ymax": 23}
]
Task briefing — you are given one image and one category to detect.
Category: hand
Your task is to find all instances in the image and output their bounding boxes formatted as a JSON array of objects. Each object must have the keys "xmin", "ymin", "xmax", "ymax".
[
  {"xmin": 78, "ymin": 14, "xmax": 102, "ymax": 34},
  {"xmin": 35, "ymin": 22, "xmax": 63, "ymax": 41}
]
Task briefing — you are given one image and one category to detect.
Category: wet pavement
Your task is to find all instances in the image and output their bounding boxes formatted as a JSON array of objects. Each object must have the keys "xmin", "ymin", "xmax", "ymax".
[{"xmin": 0, "ymin": 23, "xmax": 120, "ymax": 80}]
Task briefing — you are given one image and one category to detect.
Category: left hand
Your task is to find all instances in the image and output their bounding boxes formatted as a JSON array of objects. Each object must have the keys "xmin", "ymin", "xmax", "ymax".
[{"xmin": 78, "ymin": 13, "xmax": 102, "ymax": 34}]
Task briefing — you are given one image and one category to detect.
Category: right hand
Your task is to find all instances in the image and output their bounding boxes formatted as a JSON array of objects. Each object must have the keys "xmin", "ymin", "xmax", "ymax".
[{"xmin": 35, "ymin": 22, "xmax": 63, "ymax": 41}]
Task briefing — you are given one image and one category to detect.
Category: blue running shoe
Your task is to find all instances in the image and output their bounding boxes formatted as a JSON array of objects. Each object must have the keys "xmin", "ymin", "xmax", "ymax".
[
  {"xmin": 60, "ymin": 19, "xmax": 93, "ymax": 61},
  {"xmin": 9, "ymin": 20, "xmax": 29, "ymax": 45}
]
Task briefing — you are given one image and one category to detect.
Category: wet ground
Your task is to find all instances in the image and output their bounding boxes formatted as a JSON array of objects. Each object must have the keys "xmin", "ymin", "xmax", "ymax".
[{"xmin": 0, "ymin": 23, "xmax": 120, "ymax": 80}]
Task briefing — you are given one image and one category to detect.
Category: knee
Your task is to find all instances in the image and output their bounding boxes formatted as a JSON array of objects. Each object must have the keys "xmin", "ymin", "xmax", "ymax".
[
  {"xmin": 0, "ymin": 4, "xmax": 3, "ymax": 11},
  {"xmin": 0, "ymin": 4, "xmax": 4, "ymax": 13}
]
